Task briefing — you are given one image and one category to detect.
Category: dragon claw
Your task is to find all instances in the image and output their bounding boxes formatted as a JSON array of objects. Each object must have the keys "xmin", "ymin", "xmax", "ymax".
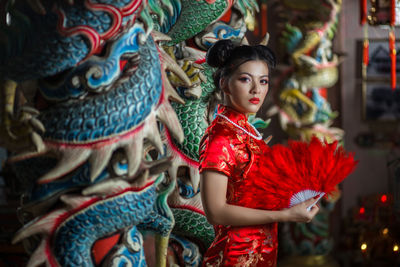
[
  {"xmin": 29, "ymin": 117, "xmax": 45, "ymax": 134},
  {"xmin": 20, "ymin": 106, "xmax": 40, "ymax": 116},
  {"xmin": 31, "ymin": 132, "xmax": 45, "ymax": 152},
  {"xmin": 0, "ymin": 109, "xmax": 45, "ymax": 153},
  {"xmin": 1, "ymin": 79, "xmax": 46, "ymax": 153}
]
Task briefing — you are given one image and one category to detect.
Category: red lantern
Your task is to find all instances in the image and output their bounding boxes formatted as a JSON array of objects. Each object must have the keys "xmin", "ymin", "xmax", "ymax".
[
  {"xmin": 380, "ymin": 194, "xmax": 388, "ymax": 203},
  {"xmin": 359, "ymin": 206, "xmax": 366, "ymax": 214}
]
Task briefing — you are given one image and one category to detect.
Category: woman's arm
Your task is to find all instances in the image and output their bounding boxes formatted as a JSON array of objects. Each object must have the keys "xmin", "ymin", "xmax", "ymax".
[{"xmin": 200, "ymin": 170, "xmax": 319, "ymax": 226}]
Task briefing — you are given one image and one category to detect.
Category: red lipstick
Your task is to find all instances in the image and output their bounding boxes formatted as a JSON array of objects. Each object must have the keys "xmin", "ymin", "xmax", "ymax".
[{"xmin": 249, "ymin": 97, "xmax": 260, "ymax": 104}]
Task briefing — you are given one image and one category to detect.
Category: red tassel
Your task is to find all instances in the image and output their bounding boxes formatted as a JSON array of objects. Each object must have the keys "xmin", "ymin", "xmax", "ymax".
[
  {"xmin": 389, "ymin": 30, "xmax": 396, "ymax": 90},
  {"xmin": 360, "ymin": 0, "xmax": 367, "ymax": 25},
  {"xmin": 391, "ymin": 0, "xmax": 396, "ymax": 26},
  {"xmin": 363, "ymin": 39, "xmax": 369, "ymax": 66}
]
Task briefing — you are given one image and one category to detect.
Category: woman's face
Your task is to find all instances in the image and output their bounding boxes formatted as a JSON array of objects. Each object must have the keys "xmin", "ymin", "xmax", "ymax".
[{"xmin": 221, "ymin": 60, "xmax": 269, "ymax": 116}]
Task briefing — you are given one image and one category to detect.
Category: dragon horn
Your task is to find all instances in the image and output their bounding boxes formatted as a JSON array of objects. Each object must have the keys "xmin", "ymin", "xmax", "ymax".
[
  {"xmin": 12, "ymin": 210, "xmax": 66, "ymax": 244},
  {"xmin": 125, "ymin": 137, "xmax": 144, "ymax": 177},
  {"xmin": 164, "ymin": 77, "xmax": 185, "ymax": 104},
  {"xmin": 38, "ymin": 148, "xmax": 91, "ymax": 184},
  {"xmin": 167, "ymin": 160, "xmax": 179, "ymax": 186},
  {"xmin": 144, "ymin": 114, "xmax": 164, "ymax": 153},
  {"xmin": 190, "ymin": 165, "xmax": 200, "ymax": 194},
  {"xmin": 88, "ymin": 146, "xmax": 114, "ymax": 182},
  {"xmin": 260, "ymin": 33, "xmax": 270, "ymax": 46},
  {"xmin": 25, "ymin": 240, "xmax": 47, "ymax": 267},
  {"xmin": 152, "ymin": 30, "xmax": 172, "ymax": 42},
  {"xmin": 241, "ymin": 36, "xmax": 249, "ymax": 45},
  {"xmin": 157, "ymin": 103, "xmax": 184, "ymax": 143}
]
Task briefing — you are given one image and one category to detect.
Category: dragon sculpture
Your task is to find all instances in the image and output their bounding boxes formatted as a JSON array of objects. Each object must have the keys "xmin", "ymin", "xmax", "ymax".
[
  {"xmin": 268, "ymin": 0, "xmax": 343, "ymax": 144},
  {"xmin": 0, "ymin": 0, "xmax": 258, "ymax": 266}
]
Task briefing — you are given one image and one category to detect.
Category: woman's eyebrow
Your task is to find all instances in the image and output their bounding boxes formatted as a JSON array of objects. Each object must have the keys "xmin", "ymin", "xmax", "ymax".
[{"xmin": 238, "ymin": 72, "xmax": 269, "ymax": 78}]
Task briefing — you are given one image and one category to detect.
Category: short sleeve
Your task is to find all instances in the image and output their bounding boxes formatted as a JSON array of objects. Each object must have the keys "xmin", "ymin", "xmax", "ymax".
[{"xmin": 198, "ymin": 131, "xmax": 236, "ymax": 177}]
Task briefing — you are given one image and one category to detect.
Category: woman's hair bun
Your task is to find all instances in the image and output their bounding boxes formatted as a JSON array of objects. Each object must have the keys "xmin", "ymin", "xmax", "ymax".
[{"xmin": 206, "ymin": 39, "xmax": 235, "ymax": 68}]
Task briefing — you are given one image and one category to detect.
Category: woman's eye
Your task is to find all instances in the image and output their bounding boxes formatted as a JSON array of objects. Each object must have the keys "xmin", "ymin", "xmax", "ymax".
[
  {"xmin": 260, "ymin": 79, "xmax": 269, "ymax": 85},
  {"xmin": 239, "ymin": 77, "xmax": 250, "ymax": 82}
]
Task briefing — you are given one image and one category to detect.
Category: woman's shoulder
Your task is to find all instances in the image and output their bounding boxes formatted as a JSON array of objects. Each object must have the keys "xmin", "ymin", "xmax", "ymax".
[
  {"xmin": 201, "ymin": 117, "xmax": 238, "ymax": 145},
  {"xmin": 201, "ymin": 118, "xmax": 225, "ymax": 143},
  {"xmin": 198, "ymin": 118, "xmax": 239, "ymax": 175}
]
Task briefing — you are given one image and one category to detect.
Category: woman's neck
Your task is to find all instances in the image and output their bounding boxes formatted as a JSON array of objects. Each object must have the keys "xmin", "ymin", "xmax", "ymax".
[{"xmin": 223, "ymin": 103, "xmax": 249, "ymax": 118}]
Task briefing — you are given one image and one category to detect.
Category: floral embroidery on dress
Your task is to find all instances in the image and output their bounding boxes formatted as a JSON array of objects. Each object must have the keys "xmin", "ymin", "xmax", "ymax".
[{"xmin": 234, "ymin": 239, "xmax": 265, "ymax": 267}]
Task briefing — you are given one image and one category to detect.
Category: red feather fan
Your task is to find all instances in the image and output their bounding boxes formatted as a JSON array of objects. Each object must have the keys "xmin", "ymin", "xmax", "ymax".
[{"xmin": 242, "ymin": 137, "xmax": 358, "ymax": 211}]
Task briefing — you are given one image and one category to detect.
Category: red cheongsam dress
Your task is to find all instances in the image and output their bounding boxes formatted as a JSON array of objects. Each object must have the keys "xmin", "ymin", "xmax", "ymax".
[{"xmin": 199, "ymin": 105, "xmax": 278, "ymax": 267}]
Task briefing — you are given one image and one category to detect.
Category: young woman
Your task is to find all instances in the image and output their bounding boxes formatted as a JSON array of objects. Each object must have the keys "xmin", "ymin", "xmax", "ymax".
[{"xmin": 199, "ymin": 40, "xmax": 320, "ymax": 267}]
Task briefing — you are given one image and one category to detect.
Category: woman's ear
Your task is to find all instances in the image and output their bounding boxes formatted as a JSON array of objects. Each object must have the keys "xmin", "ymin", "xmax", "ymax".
[{"xmin": 219, "ymin": 78, "xmax": 230, "ymax": 95}]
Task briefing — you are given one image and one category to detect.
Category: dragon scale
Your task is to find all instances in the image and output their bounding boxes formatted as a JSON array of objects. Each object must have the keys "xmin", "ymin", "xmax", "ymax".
[
  {"xmin": 166, "ymin": 0, "xmax": 231, "ymax": 44},
  {"xmin": 1, "ymin": 0, "xmax": 144, "ymax": 81},
  {"xmin": 39, "ymin": 36, "xmax": 161, "ymax": 143},
  {"xmin": 171, "ymin": 208, "xmax": 215, "ymax": 248}
]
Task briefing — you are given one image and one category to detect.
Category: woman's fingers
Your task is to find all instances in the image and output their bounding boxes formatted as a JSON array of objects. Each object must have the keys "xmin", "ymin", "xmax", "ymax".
[
  {"xmin": 299, "ymin": 197, "xmax": 320, "ymax": 222},
  {"xmin": 305, "ymin": 203, "xmax": 319, "ymax": 222},
  {"xmin": 304, "ymin": 196, "xmax": 320, "ymax": 206},
  {"xmin": 308, "ymin": 204, "xmax": 319, "ymax": 215}
]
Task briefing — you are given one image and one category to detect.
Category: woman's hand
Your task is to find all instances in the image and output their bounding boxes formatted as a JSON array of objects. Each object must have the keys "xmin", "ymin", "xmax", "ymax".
[{"xmin": 283, "ymin": 197, "xmax": 320, "ymax": 223}]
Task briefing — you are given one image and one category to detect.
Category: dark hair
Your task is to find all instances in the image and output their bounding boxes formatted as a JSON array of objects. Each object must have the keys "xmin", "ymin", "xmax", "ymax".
[{"xmin": 206, "ymin": 39, "xmax": 276, "ymax": 90}]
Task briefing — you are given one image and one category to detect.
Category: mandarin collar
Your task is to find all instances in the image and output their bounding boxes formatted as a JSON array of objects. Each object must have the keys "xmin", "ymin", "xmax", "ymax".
[{"xmin": 218, "ymin": 105, "xmax": 248, "ymax": 127}]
